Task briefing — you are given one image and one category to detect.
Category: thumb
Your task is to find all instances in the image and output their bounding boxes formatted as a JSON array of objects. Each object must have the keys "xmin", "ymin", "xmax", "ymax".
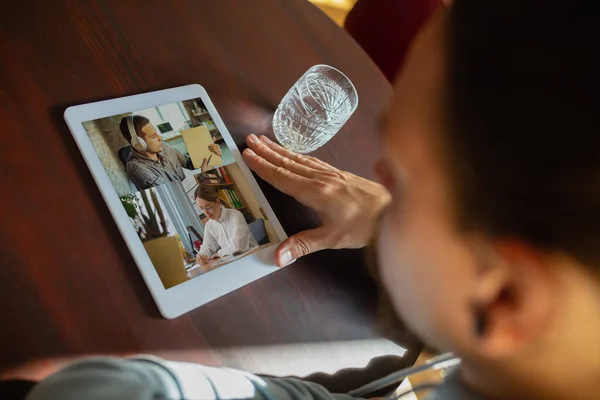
[{"xmin": 275, "ymin": 228, "xmax": 331, "ymax": 267}]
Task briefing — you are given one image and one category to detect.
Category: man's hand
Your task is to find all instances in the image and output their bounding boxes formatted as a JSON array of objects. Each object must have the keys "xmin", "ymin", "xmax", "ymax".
[
  {"xmin": 201, "ymin": 158, "xmax": 211, "ymax": 172},
  {"xmin": 242, "ymin": 134, "xmax": 390, "ymax": 267},
  {"xmin": 196, "ymin": 254, "xmax": 210, "ymax": 265},
  {"xmin": 208, "ymin": 143, "xmax": 222, "ymax": 157},
  {"xmin": 210, "ymin": 253, "xmax": 221, "ymax": 260}
]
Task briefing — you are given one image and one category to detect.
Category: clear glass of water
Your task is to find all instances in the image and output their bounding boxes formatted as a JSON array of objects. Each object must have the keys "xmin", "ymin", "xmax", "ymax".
[{"xmin": 273, "ymin": 65, "xmax": 359, "ymax": 154}]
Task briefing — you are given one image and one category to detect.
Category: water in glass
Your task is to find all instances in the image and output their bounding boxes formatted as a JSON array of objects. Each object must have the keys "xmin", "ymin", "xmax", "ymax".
[{"xmin": 273, "ymin": 65, "xmax": 358, "ymax": 153}]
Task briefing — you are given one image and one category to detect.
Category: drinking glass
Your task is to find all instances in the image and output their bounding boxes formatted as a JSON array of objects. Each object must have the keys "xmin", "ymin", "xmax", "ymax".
[{"xmin": 273, "ymin": 65, "xmax": 358, "ymax": 153}]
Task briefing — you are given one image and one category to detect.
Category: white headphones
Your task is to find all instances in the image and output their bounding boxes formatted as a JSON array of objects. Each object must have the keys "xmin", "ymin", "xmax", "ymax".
[{"xmin": 127, "ymin": 115, "xmax": 148, "ymax": 152}]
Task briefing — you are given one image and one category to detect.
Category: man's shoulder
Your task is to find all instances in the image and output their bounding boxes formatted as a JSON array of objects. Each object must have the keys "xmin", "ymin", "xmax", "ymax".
[
  {"xmin": 126, "ymin": 156, "xmax": 160, "ymax": 190},
  {"xmin": 161, "ymin": 143, "xmax": 186, "ymax": 163},
  {"xmin": 126, "ymin": 157, "xmax": 145, "ymax": 175},
  {"xmin": 126, "ymin": 151, "xmax": 147, "ymax": 168},
  {"xmin": 161, "ymin": 143, "xmax": 178, "ymax": 156},
  {"xmin": 424, "ymin": 374, "xmax": 485, "ymax": 400}
]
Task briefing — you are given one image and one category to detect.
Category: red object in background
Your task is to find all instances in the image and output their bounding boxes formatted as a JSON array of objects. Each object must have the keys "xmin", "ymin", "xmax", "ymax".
[
  {"xmin": 345, "ymin": 0, "xmax": 440, "ymax": 82},
  {"xmin": 219, "ymin": 167, "xmax": 232, "ymax": 183}
]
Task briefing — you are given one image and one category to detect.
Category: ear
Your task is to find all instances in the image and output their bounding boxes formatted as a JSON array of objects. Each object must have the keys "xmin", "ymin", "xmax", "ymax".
[{"xmin": 470, "ymin": 239, "xmax": 557, "ymax": 359}]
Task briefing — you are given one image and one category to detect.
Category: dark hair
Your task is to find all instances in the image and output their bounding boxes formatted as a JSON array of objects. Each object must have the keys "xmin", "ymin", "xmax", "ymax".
[
  {"xmin": 446, "ymin": 2, "xmax": 600, "ymax": 268},
  {"xmin": 194, "ymin": 185, "xmax": 230, "ymax": 208},
  {"xmin": 194, "ymin": 185, "xmax": 219, "ymax": 202},
  {"xmin": 119, "ymin": 115, "xmax": 150, "ymax": 143}
]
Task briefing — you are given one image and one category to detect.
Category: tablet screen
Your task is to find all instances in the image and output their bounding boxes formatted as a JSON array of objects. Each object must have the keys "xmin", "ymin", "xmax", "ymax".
[{"xmin": 81, "ymin": 97, "xmax": 281, "ymax": 289}]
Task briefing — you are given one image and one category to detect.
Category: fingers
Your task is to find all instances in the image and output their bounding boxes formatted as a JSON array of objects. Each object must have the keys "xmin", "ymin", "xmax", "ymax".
[
  {"xmin": 246, "ymin": 134, "xmax": 334, "ymax": 172},
  {"xmin": 306, "ymin": 153, "xmax": 337, "ymax": 171},
  {"xmin": 201, "ymin": 158, "xmax": 210, "ymax": 172},
  {"xmin": 208, "ymin": 144, "xmax": 222, "ymax": 157},
  {"xmin": 275, "ymin": 228, "xmax": 331, "ymax": 267},
  {"xmin": 244, "ymin": 136, "xmax": 320, "ymax": 179},
  {"xmin": 243, "ymin": 147, "xmax": 315, "ymax": 199}
]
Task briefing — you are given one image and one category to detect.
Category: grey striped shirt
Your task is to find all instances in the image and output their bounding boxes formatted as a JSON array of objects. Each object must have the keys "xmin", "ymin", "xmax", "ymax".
[{"xmin": 127, "ymin": 143, "xmax": 188, "ymax": 190}]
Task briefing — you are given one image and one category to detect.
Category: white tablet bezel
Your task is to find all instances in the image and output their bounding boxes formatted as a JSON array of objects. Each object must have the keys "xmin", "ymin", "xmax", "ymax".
[{"xmin": 64, "ymin": 84, "xmax": 287, "ymax": 319}]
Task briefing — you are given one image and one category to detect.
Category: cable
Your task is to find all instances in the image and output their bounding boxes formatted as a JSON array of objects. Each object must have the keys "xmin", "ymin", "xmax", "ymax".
[
  {"xmin": 346, "ymin": 353, "xmax": 459, "ymax": 398},
  {"xmin": 392, "ymin": 382, "xmax": 441, "ymax": 400}
]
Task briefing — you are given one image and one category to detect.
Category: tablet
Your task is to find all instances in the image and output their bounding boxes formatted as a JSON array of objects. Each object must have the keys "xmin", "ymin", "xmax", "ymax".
[{"xmin": 64, "ymin": 84, "xmax": 287, "ymax": 319}]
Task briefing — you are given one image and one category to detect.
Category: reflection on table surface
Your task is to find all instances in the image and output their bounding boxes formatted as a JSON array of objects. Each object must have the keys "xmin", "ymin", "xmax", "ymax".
[{"xmin": 186, "ymin": 243, "xmax": 276, "ymax": 278}]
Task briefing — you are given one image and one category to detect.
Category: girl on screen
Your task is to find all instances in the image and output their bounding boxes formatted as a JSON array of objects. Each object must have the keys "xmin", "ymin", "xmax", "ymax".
[{"xmin": 194, "ymin": 185, "xmax": 258, "ymax": 264}]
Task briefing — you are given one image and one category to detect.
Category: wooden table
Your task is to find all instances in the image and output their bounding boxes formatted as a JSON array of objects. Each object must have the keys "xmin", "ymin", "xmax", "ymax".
[
  {"xmin": 0, "ymin": 0, "xmax": 421, "ymax": 393},
  {"xmin": 187, "ymin": 245, "xmax": 269, "ymax": 279}
]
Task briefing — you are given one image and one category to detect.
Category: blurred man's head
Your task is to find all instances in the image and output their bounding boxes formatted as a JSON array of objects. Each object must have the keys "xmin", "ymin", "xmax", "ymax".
[
  {"xmin": 376, "ymin": 2, "xmax": 600, "ymax": 398},
  {"xmin": 119, "ymin": 115, "xmax": 163, "ymax": 154}
]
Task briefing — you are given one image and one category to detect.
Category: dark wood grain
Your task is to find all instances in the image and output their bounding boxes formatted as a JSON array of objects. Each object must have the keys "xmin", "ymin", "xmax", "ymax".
[{"xmin": 0, "ymin": 0, "xmax": 421, "ymax": 391}]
